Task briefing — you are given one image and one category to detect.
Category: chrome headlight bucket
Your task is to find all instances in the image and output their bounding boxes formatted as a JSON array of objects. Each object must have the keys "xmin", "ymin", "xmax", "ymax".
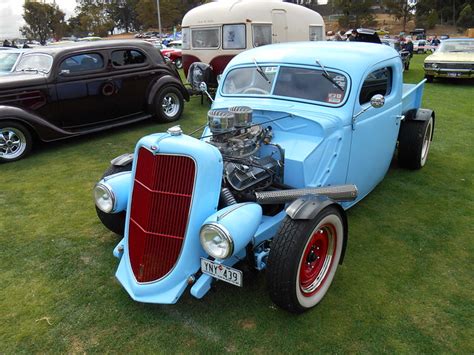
[
  {"xmin": 199, "ymin": 223, "xmax": 234, "ymax": 259},
  {"xmin": 93, "ymin": 182, "xmax": 116, "ymax": 213}
]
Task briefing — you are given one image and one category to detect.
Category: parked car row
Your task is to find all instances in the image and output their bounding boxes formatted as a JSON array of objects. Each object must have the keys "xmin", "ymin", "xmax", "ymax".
[{"xmin": 0, "ymin": 40, "xmax": 188, "ymax": 162}]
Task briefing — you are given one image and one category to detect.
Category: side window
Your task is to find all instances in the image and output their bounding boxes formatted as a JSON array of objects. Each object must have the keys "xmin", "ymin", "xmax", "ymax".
[
  {"xmin": 359, "ymin": 67, "xmax": 392, "ymax": 105},
  {"xmin": 191, "ymin": 28, "xmax": 220, "ymax": 49},
  {"xmin": 309, "ymin": 26, "xmax": 323, "ymax": 41},
  {"xmin": 223, "ymin": 24, "xmax": 246, "ymax": 49},
  {"xmin": 111, "ymin": 50, "xmax": 147, "ymax": 67},
  {"xmin": 252, "ymin": 24, "xmax": 272, "ymax": 47},
  {"xmin": 182, "ymin": 27, "xmax": 190, "ymax": 50},
  {"xmin": 59, "ymin": 53, "xmax": 104, "ymax": 74}
]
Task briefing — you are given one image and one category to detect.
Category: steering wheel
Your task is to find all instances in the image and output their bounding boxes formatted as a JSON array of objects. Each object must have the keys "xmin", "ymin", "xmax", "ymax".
[{"xmin": 242, "ymin": 87, "xmax": 269, "ymax": 95}]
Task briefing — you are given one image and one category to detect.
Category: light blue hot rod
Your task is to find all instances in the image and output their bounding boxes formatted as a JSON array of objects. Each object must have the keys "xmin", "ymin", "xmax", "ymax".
[{"xmin": 93, "ymin": 42, "xmax": 434, "ymax": 313}]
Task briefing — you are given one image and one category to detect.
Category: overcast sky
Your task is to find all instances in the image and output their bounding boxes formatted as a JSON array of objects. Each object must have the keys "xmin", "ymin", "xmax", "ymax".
[{"xmin": 0, "ymin": 0, "xmax": 77, "ymax": 39}]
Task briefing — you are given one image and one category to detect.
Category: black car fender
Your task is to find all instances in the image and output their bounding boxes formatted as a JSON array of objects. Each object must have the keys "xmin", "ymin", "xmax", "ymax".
[
  {"xmin": 285, "ymin": 195, "xmax": 349, "ymax": 264},
  {"xmin": 400, "ymin": 108, "xmax": 435, "ymax": 140},
  {"xmin": 147, "ymin": 75, "xmax": 190, "ymax": 108},
  {"xmin": 0, "ymin": 105, "xmax": 72, "ymax": 142}
]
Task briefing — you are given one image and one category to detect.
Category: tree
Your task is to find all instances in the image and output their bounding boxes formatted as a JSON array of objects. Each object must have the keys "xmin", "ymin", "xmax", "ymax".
[
  {"xmin": 457, "ymin": 4, "xmax": 474, "ymax": 28},
  {"xmin": 333, "ymin": 0, "xmax": 376, "ymax": 29},
  {"xmin": 69, "ymin": 1, "xmax": 115, "ymax": 37},
  {"xmin": 385, "ymin": 0, "xmax": 415, "ymax": 32},
  {"xmin": 20, "ymin": 2, "xmax": 67, "ymax": 44},
  {"xmin": 107, "ymin": 0, "xmax": 141, "ymax": 33}
]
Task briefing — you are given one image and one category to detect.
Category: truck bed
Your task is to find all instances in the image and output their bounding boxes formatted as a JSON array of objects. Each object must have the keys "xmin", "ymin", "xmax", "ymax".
[{"xmin": 402, "ymin": 79, "xmax": 426, "ymax": 114}]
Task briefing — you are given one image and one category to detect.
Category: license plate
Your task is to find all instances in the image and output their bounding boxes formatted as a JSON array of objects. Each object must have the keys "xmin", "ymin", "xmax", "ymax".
[
  {"xmin": 201, "ymin": 258, "xmax": 243, "ymax": 287},
  {"xmin": 447, "ymin": 72, "xmax": 459, "ymax": 77}
]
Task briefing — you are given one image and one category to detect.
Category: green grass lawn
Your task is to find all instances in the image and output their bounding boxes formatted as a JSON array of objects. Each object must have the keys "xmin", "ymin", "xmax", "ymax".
[{"xmin": 1, "ymin": 54, "xmax": 473, "ymax": 352}]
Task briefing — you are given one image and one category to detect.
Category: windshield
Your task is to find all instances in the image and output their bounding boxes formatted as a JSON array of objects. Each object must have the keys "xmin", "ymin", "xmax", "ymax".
[
  {"xmin": 438, "ymin": 40, "xmax": 474, "ymax": 53},
  {"xmin": 222, "ymin": 65, "xmax": 348, "ymax": 105},
  {"xmin": 15, "ymin": 54, "xmax": 53, "ymax": 73},
  {"xmin": 0, "ymin": 52, "xmax": 20, "ymax": 72}
]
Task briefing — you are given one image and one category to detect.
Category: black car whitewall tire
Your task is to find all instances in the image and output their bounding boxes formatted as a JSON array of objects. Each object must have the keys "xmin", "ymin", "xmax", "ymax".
[
  {"xmin": 0, "ymin": 121, "xmax": 33, "ymax": 163},
  {"xmin": 95, "ymin": 163, "xmax": 132, "ymax": 235},
  {"xmin": 398, "ymin": 116, "xmax": 433, "ymax": 170},
  {"xmin": 266, "ymin": 206, "xmax": 344, "ymax": 313},
  {"xmin": 154, "ymin": 86, "xmax": 184, "ymax": 123}
]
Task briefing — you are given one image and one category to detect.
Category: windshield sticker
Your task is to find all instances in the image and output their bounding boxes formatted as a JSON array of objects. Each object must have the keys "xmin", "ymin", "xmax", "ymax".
[
  {"xmin": 264, "ymin": 66, "xmax": 278, "ymax": 74},
  {"xmin": 327, "ymin": 93, "xmax": 343, "ymax": 104},
  {"xmin": 333, "ymin": 75, "xmax": 346, "ymax": 89}
]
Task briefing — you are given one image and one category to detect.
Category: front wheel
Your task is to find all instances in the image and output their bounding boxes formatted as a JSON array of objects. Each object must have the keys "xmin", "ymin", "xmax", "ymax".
[
  {"xmin": 153, "ymin": 86, "xmax": 184, "ymax": 123},
  {"xmin": 425, "ymin": 75, "xmax": 434, "ymax": 83},
  {"xmin": 0, "ymin": 121, "xmax": 33, "ymax": 163},
  {"xmin": 266, "ymin": 206, "xmax": 345, "ymax": 313}
]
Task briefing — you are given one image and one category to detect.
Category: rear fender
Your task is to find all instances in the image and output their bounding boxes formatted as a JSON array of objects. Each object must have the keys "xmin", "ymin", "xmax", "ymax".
[
  {"xmin": 147, "ymin": 75, "xmax": 190, "ymax": 108},
  {"xmin": 401, "ymin": 108, "xmax": 435, "ymax": 140},
  {"xmin": 286, "ymin": 195, "xmax": 349, "ymax": 264}
]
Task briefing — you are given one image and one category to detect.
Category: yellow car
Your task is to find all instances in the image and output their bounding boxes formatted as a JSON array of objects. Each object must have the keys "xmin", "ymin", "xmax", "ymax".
[{"xmin": 424, "ymin": 38, "xmax": 474, "ymax": 82}]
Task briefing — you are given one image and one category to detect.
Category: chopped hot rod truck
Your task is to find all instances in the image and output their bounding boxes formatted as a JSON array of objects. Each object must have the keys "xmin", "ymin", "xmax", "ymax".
[{"xmin": 93, "ymin": 42, "xmax": 434, "ymax": 313}]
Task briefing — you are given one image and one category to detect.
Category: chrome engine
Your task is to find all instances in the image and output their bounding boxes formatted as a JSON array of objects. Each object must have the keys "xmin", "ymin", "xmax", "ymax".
[{"xmin": 207, "ymin": 106, "xmax": 284, "ymax": 203}]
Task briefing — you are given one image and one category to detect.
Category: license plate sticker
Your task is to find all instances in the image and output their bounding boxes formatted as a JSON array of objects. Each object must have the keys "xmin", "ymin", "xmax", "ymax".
[{"xmin": 201, "ymin": 258, "xmax": 243, "ymax": 287}]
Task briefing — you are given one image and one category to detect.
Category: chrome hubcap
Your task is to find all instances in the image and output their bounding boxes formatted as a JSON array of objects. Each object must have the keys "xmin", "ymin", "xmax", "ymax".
[
  {"xmin": 0, "ymin": 127, "xmax": 26, "ymax": 160},
  {"xmin": 162, "ymin": 93, "xmax": 180, "ymax": 117}
]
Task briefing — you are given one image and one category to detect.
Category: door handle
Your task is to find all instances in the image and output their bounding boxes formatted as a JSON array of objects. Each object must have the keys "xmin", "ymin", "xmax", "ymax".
[{"xmin": 395, "ymin": 115, "xmax": 405, "ymax": 126}]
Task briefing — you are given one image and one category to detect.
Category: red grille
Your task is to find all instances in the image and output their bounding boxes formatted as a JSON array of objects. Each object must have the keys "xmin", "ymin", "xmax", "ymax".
[{"xmin": 128, "ymin": 148, "xmax": 195, "ymax": 282}]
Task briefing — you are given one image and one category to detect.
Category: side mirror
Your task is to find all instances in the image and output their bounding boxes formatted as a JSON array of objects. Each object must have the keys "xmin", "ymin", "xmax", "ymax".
[
  {"xmin": 198, "ymin": 81, "xmax": 213, "ymax": 102},
  {"xmin": 370, "ymin": 94, "xmax": 385, "ymax": 108},
  {"xmin": 199, "ymin": 82, "xmax": 208, "ymax": 92}
]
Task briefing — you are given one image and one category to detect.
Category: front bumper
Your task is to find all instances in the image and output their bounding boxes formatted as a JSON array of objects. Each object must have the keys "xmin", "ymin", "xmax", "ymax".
[{"xmin": 424, "ymin": 67, "xmax": 473, "ymax": 79}]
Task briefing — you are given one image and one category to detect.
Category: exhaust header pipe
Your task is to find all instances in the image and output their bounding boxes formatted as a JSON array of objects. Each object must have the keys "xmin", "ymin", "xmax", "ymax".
[{"xmin": 255, "ymin": 184, "xmax": 358, "ymax": 204}]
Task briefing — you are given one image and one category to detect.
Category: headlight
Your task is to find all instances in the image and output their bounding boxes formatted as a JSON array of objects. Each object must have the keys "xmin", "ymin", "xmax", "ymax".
[
  {"xmin": 93, "ymin": 183, "xmax": 115, "ymax": 213},
  {"xmin": 429, "ymin": 63, "xmax": 438, "ymax": 69},
  {"xmin": 200, "ymin": 223, "xmax": 234, "ymax": 259}
]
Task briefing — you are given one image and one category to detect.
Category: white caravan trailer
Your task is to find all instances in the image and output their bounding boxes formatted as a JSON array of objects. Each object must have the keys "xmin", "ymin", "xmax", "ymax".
[{"xmin": 181, "ymin": 0, "xmax": 325, "ymax": 79}]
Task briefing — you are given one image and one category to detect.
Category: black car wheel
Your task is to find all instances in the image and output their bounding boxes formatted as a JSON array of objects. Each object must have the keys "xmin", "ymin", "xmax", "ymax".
[
  {"xmin": 266, "ymin": 206, "xmax": 345, "ymax": 313},
  {"xmin": 425, "ymin": 75, "xmax": 434, "ymax": 83},
  {"xmin": 0, "ymin": 121, "xmax": 33, "ymax": 163},
  {"xmin": 398, "ymin": 116, "xmax": 434, "ymax": 170},
  {"xmin": 153, "ymin": 86, "xmax": 184, "ymax": 123},
  {"xmin": 95, "ymin": 163, "xmax": 132, "ymax": 235}
]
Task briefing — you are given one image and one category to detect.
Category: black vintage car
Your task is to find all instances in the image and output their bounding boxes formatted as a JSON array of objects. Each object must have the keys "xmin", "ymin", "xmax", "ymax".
[{"xmin": 0, "ymin": 40, "xmax": 189, "ymax": 162}]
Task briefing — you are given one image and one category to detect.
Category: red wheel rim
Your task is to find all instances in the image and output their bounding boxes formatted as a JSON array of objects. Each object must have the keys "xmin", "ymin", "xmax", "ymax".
[{"xmin": 299, "ymin": 223, "xmax": 337, "ymax": 296}]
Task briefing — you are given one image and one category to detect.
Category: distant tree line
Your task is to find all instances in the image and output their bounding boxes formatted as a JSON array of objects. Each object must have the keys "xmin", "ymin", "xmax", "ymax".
[
  {"xmin": 285, "ymin": 0, "xmax": 474, "ymax": 31},
  {"xmin": 21, "ymin": 0, "xmax": 474, "ymax": 41},
  {"xmin": 20, "ymin": 0, "xmax": 211, "ymax": 41}
]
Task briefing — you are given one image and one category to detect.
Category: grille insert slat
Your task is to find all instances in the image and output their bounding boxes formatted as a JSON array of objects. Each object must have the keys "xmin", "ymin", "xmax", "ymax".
[{"xmin": 128, "ymin": 148, "xmax": 195, "ymax": 283}]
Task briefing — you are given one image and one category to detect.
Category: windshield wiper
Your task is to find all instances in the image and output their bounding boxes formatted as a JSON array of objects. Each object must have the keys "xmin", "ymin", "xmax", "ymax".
[
  {"xmin": 17, "ymin": 68, "xmax": 47, "ymax": 74},
  {"xmin": 316, "ymin": 59, "xmax": 345, "ymax": 92},
  {"xmin": 253, "ymin": 58, "xmax": 271, "ymax": 84}
]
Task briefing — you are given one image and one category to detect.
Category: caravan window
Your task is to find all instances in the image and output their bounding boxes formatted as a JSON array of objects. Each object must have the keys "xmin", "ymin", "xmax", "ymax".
[
  {"xmin": 309, "ymin": 26, "xmax": 323, "ymax": 41},
  {"xmin": 182, "ymin": 27, "xmax": 190, "ymax": 50},
  {"xmin": 192, "ymin": 27, "xmax": 219, "ymax": 49},
  {"xmin": 252, "ymin": 24, "xmax": 272, "ymax": 47},
  {"xmin": 223, "ymin": 24, "xmax": 246, "ymax": 49}
]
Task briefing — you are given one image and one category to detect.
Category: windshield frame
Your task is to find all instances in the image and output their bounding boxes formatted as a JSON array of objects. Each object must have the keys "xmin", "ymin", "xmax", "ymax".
[
  {"xmin": 220, "ymin": 63, "xmax": 351, "ymax": 108},
  {"xmin": 14, "ymin": 53, "xmax": 54, "ymax": 74}
]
